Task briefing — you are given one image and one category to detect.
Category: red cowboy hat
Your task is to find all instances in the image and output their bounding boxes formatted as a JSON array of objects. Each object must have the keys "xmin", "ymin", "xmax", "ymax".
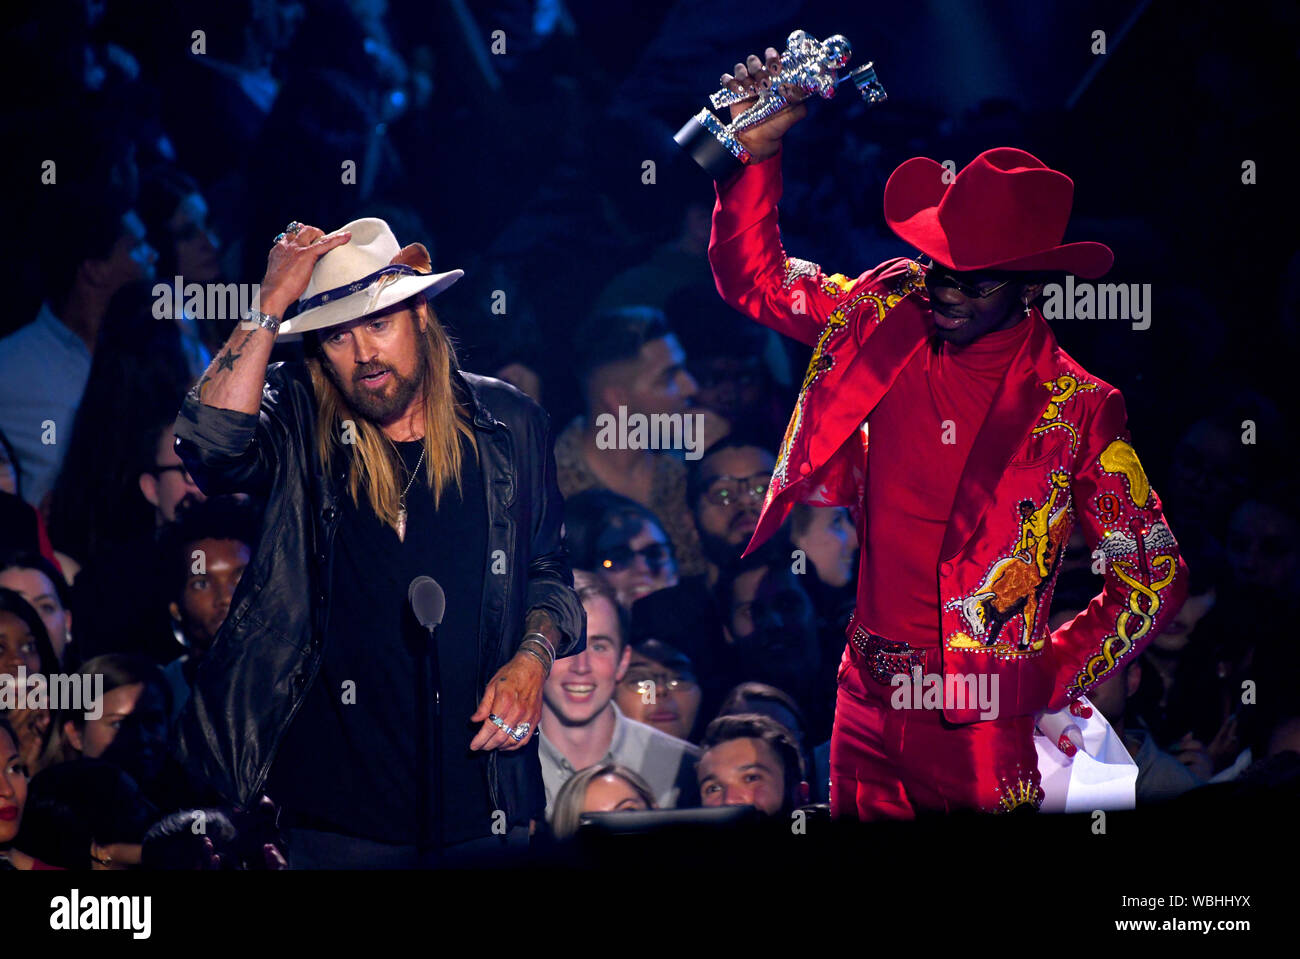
[{"xmin": 883, "ymin": 147, "xmax": 1113, "ymax": 279}]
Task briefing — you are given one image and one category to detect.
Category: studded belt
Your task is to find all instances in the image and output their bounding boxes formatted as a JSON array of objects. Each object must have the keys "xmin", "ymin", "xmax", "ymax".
[{"xmin": 850, "ymin": 624, "xmax": 928, "ymax": 686}]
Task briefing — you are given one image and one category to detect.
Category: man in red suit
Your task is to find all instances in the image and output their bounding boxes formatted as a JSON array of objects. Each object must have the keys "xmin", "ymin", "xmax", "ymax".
[{"xmin": 705, "ymin": 48, "xmax": 1188, "ymax": 817}]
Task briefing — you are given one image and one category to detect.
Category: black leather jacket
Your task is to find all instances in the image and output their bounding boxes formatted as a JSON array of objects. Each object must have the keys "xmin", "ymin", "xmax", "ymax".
[{"xmin": 171, "ymin": 361, "xmax": 585, "ymax": 828}]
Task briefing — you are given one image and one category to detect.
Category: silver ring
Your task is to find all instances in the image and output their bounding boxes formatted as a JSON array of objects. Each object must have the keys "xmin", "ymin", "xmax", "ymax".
[
  {"xmin": 510, "ymin": 721, "xmax": 531, "ymax": 742},
  {"xmin": 489, "ymin": 713, "xmax": 510, "ymax": 731},
  {"xmin": 274, "ymin": 232, "xmax": 287, "ymax": 243},
  {"xmin": 286, "ymin": 221, "xmax": 304, "ymax": 235}
]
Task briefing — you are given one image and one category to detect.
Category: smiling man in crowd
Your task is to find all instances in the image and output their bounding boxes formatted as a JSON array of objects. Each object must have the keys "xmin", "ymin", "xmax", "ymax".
[{"xmin": 538, "ymin": 579, "xmax": 699, "ymax": 816}]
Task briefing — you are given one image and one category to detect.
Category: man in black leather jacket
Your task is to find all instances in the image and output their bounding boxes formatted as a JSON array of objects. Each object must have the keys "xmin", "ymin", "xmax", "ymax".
[{"xmin": 171, "ymin": 217, "xmax": 584, "ymax": 867}]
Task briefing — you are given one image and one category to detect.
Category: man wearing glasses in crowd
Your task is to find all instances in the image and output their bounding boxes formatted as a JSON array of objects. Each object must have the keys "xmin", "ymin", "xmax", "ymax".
[{"xmin": 688, "ymin": 439, "xmax": 779, "ymax": 588}]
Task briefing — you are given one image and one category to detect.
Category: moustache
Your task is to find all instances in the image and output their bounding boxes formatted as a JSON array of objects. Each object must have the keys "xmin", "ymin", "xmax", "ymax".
[{"xmin": 353, "ymin": 364, "xmax": 393, "ymax": 384}]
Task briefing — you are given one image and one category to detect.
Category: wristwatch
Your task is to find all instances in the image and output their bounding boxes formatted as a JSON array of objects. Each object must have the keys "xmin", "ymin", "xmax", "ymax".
[{"xmin": 244, "ymin": 309, "xmax": 281, "ymax": 333}]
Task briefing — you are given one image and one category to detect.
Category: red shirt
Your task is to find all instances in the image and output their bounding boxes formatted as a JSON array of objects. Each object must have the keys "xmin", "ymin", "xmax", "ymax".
[{"xmin": 857, "ymin": 316, "xmax": 1033, "ymax": 648}]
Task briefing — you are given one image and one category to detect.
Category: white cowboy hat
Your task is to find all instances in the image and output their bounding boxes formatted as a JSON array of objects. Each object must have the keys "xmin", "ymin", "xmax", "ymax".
[{"xmin": 277, "ymin": 217, "xmax": 463, "ymax": 335}]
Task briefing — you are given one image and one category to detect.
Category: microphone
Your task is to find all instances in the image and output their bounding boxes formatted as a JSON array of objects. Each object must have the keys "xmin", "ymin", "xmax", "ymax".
[
  {"xmin": 409, "ymin": 575, "xmax": 446, "ymax": 859},
  {"xmin": 409, "ymin": 576, "xmax": 446, "ymax": 633}
]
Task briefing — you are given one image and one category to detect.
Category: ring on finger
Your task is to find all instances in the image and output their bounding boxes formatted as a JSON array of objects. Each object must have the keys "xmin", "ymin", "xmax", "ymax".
[
  {"xmin": 509, "ymin": 721, "xmax": 531, "ymax": 742},
  {"xmin": 286, "ymin": 221, "xmax": 304, "ymax": 235},
  {"xmin": 489, "ymin": 713, "xmax": 510, "ymax": 732},
  {"xmin": 274, "ymin": 233, "xmax": 287, "ymax": 243}
]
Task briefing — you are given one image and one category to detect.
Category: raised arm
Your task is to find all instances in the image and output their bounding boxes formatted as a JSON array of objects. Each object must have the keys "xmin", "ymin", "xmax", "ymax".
[
  {"xmin": 708, "ymin": 48, "xmax": 855, "ymax": 346},
  {"xmin": 174, "ymin": 225, "xmax": 351, "ymax": 494},
  {"xmin": 190, "ymin": 225, "xmax": 351, "ymax": 412}
]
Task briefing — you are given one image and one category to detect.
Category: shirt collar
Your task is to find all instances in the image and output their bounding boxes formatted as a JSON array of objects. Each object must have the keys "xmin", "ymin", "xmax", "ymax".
[
  {"xmin": 607, "ymin": 701, "xmax": 629, "ymax": 760},
  {"xmin": 540, "ymin": 701, "xmax": 625, "ymax": 773},
  {"xmin": 36, "ymin": 302, "xmax": 90, "ymax": 358},
  {"xmin": 538, "ymin": 725, "xmax": 570, "ymax": 771}
]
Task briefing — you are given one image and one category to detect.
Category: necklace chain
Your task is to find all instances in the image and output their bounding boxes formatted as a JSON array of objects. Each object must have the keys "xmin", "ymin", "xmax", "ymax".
[{"xmin": 400, "ymin": 446, "xmax": 426, "ymax": 504}]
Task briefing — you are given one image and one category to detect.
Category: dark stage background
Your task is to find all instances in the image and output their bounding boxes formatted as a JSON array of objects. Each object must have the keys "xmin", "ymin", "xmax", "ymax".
[{"xmin": 5, "ymin": 0, "xmax": 1296, "ymax": 458}]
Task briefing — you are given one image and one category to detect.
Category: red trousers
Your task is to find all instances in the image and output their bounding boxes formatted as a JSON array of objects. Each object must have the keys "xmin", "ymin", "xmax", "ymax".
[{"xmin": 829, "ymin": 641, "xmax": 1043, "ymax": 819}]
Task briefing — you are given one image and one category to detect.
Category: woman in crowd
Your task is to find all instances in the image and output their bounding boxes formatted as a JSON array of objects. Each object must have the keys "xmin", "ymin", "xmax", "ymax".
[
  {"xmin": 0, "ymin": 550, "xmax": 75, "ymax": 667},
  {"xmin": 614, "ymin": 638, "xmax": 703, "ymax": 743},
  {"xmin": 788, "ymin": 503, "xmax": 858, "ymax": 690},
  {"xmin": 0, "ymin": 714, "xmax": 54, "ymax": 869},
  {"xmin": 52, "ymin": 653, "xmax": 172, "ymax": 803},
  {"xmin": 563, "ymin": 489, "xmax": 680, "ymax": 609},
  {"xmin": 0, "ymin": 588, "xmax": 60, "ymax": 775},
  {"xmin": 550, "ymin": 762, "xmax": 658, "ymax": 841}
]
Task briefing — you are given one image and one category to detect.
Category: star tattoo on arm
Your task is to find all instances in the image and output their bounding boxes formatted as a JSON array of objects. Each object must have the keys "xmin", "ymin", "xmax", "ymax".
[{"xmin": 191, "ymin": 329, "xmax": 258, "ymax": 401}]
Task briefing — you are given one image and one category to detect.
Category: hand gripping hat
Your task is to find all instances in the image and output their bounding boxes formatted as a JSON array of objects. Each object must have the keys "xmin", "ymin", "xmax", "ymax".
[
  {"xmin": 277, "ymin": 217, "xmax": 463, "ymax": 335},
  {"xmin": 883, "ymin": 147, "xmax": 1114, "ymax": 279}
]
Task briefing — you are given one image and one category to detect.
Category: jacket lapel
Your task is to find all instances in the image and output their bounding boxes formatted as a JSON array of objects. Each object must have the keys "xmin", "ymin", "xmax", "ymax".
[
  {"xmin": 806, "ymin": 305, "xmax": 932, "ymax": 467},
  {"xmin": 459, "ymin": 371, "xmax": 516, "ymax": 509},
  {"xmin": 748, "ymin": 303, "xmax": 931, "ymax": 554},
  {"xmin": 939, "ymin": 310, "xmax": 1060, "ymax": 562}
]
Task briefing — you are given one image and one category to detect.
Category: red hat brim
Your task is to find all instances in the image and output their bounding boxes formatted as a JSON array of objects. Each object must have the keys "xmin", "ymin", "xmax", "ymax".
[{"xmin": 883, "ymin": 156, "xmax": 1114, "ymax": 279}]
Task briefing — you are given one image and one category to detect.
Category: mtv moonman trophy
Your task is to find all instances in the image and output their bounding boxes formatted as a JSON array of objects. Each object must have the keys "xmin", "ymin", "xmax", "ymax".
[{"xmin": 674, "ymin": 29, "xmax": 887, "ymax": 180}]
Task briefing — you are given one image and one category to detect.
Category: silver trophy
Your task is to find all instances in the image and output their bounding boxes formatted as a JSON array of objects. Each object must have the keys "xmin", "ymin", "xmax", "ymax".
[{"xmin": 675, "ymin": 30, "xmax": 887, "ymax": 179}]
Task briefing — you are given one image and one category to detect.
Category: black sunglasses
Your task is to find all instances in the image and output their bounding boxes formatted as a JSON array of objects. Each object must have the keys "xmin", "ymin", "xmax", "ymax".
[
  {"xmin": 916, "ymin": 254, "xmax": 1014, "ymax": 299},
  {"xmin": 600, "ymin": 542, "xmax": 676, "ymax": 573}
]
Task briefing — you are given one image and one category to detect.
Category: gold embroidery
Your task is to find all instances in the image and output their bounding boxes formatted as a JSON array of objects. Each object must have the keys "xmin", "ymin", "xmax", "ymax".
[
  {"xmin": 1032, "ymin": 374, "xmax": 1097, "ymax": 449},
  {"xmin": 946, "ymin": 471, "xmax": 1071, "ymax": 655},
  {"xmin": 1099, "ymin": 439, "xmax": 1151, "ymax": 507},
  {"xmin": 996, "ymin": 777, "xmax": 1044, "ymax": 813},
  {"xmin": 1073, "ymin": 521, "xmax": 1177, "ymax": 689},
  {"xmin": 772, "ymin": 261, "xmax": 925, "ymax": 487}
]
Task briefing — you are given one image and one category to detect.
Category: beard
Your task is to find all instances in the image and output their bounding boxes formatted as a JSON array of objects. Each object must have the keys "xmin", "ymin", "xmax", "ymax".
[
  {"xmin": 699, "ymin": 527, "xmax": 745, "ymax": 570},
  {"xmin": 699, "ymin": 520, "xmax": 773, "ymax": 575},
  {"xmin": 327, "ymin": 339, "xmax": 428, "ymax": 426}
]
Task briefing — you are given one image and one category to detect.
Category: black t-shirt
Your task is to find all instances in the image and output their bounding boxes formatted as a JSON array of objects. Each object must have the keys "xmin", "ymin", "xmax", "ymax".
[{"xmin": 268, "ymin": 434, "xmax": 493, "ymax": 845}]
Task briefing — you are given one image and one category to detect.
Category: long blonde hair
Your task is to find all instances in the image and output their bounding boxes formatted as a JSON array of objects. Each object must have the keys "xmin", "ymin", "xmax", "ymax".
[
  {"xmin": 308, "ymin": 296, "xmax": 477, "ymax": 530},
  {"xmin": 549, "ymin": 762, "xmax": 658, "ymax": 839}
]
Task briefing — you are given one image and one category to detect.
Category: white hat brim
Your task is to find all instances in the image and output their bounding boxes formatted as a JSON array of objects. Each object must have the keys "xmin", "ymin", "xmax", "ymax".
[{"xmin": 278, "ymin": 269, "xmax": 464, "ymax": 337}]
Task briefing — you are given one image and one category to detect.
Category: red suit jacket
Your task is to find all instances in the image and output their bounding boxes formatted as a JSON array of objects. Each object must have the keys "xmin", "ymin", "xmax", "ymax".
[{"xmin": 710, "ymin": 151, "xmax": 1189, "ymax": 723}]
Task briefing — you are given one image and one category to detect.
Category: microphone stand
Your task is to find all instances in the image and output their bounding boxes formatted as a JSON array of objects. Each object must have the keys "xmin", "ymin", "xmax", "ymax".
[{"xmin": 415, "ymin": 622, "xmax": 444, "ymax": 864}]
